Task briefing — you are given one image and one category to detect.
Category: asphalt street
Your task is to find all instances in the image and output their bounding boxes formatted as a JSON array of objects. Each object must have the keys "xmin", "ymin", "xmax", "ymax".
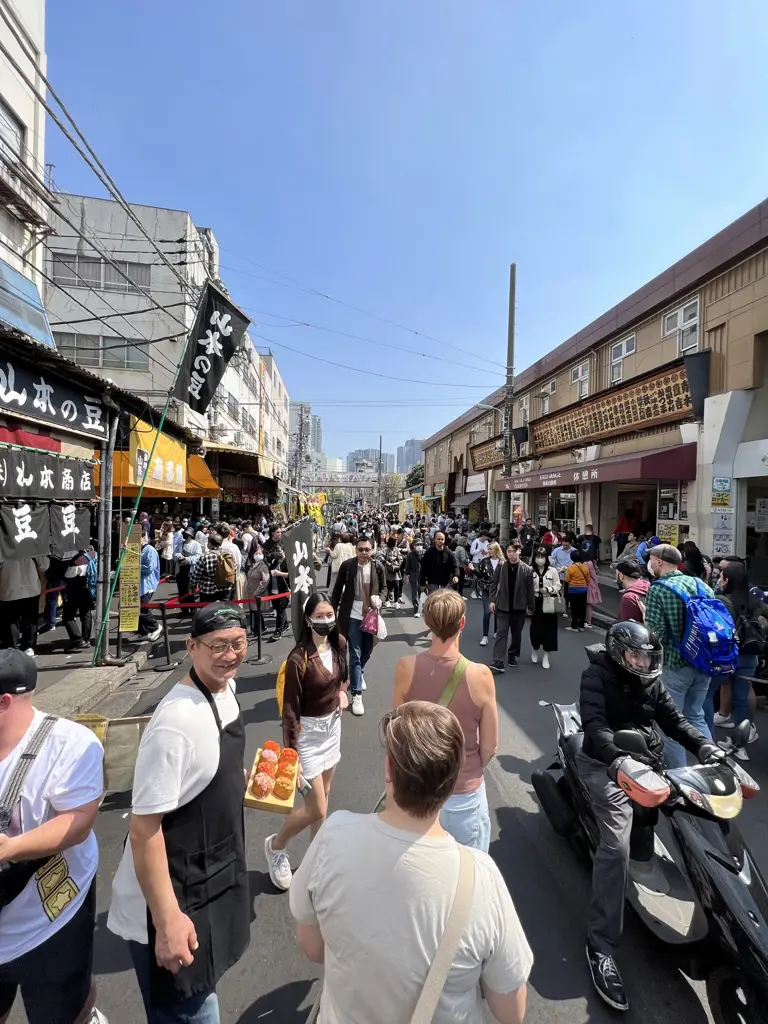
[{"xmin": 11, "ymin": 589, "xmax": 768, "ymax": 1023}]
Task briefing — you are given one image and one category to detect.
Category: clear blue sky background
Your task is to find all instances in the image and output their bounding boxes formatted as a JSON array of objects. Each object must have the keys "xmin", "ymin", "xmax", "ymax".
[{"xmin": 46, "ymin": 0, "xmax": 768, "ymax": 463}]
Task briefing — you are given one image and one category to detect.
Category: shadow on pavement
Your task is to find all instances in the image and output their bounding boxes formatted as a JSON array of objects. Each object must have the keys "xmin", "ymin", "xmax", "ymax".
[
  {"xmin": 93, "ymin": 908, "xmax": 134, "ymax": 975},
  {"xmin": 236, "ymin": 979, "xmax": 319, "ymax": 1023},
  {"xmin": 249, "ymin": 869, "xmax": 275, "ymax": 919}
]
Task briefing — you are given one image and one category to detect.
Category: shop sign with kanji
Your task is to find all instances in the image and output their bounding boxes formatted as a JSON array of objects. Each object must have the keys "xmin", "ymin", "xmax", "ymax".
[
  {"xmin": 0, "ymin": 359, "xmax": 106, "ymax": 437},
  {"xmin": 0, "ymin": 449, "xmax": 94, "ymax": 500}
]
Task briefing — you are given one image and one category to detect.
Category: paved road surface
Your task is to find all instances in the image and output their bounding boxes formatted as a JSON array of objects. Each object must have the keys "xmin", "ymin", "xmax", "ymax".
[{"xmin": 11, "ymin": 590, "xmax": 768, "ymax": 1023}]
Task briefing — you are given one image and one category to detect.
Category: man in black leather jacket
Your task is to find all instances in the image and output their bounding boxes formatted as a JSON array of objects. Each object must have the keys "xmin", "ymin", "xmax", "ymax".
[{"xmin": 577, "ymin": 620, "xmax": 718, "ymax": 1012}]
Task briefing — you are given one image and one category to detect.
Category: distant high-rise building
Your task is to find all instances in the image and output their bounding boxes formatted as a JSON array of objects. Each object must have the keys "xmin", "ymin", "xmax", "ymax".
[
  {"xmin": 289, "ymin": 401, "xmax": 312, "ymax": 441},
  {"xmin": 346, "ymin": 448, "xmax": 394, "ymax": 473},
  {"xmin": 384, "ymin": 453, "xmax": 395, "ymax": 473},
  {"xmin": 397, "ymin": 438, "xmax": 424, "ymax": 475},
  {"xmin": 310, "ymin": 414, "xmax": 322, "ymax": 454}
]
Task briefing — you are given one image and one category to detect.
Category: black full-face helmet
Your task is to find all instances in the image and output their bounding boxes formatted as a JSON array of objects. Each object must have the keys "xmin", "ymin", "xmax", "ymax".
[{"xmin": 606, "ymin": 620, "xmax": 663, "ymax": 683}]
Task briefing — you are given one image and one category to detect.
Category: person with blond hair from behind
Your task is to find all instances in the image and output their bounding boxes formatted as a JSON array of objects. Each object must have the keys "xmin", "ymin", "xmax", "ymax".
[
  {"xmin": 289, "ymin": 701, "xmax": 532, "ymax": 1024},
  {"xmin": 392, "ymin": 589, "xmax": 499, "ymax": 852}
]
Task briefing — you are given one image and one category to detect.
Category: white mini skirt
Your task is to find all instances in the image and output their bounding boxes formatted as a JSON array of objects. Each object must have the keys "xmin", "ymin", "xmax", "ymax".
[{"xmin": 296, "ymin": 710, "xmax": 342, "ymax": 781}]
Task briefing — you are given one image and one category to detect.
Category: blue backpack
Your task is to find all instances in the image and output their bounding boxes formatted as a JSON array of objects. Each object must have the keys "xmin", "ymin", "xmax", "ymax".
[{"xmin": 654, "ymin": 575, "xmax": 738, "ymax": 676}]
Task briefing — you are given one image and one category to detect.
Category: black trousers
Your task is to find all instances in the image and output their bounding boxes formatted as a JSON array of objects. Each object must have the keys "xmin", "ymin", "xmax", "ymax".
[
  {"xmin": 493, "ymin": 609, "xmax": 527, "ymax": 663},
  {"xmin": 0, "ymin": 595, "xmax": 39, "ymax": 651},
  {"xmin": 63, "ymin": 578, "xmax": 94, "ymax": 643},
  {"xmin": 273, "ymin": 597, "xmax": 288, "ymax": 633},
  {"xmin": 138, "ymin": 590, "xmax": 158, "ymax": 636},
  {"xmin": 570, "ymin": 592, "xmax": 588, "ymax": 629}
]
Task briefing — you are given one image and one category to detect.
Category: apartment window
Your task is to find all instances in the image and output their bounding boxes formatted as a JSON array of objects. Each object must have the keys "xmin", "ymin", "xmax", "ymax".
[
  {"xmin": 50, "ymin": 252, "xmax": 151, "ymax": 293},
  {"xmin": 570, "ymin": 361, "xmax": 589, "ymax": 398},
  {"xmin": 541, "ymin": 395, "xmax": 550, "ymax": 416},
  {"xmin": 227, "ymin": 394, "xmax": 239, "ymax": 421},
  {"xmin": 53, "ymin": 331, "xmax": 149, "ymax": 370},
  {"xmin": 0, "ymin": 98, "xmax": 24, "ymax": 159},
  {"xmin": 276, "ymin": 437, "xmax": 283, "ymax": 455},
  {"xmin": 662, "ymin": 298, "xmax": 699, "ymax": 354},
  {"xmin": 518, "ymin": 395, "xmax": 529, "ymax": 425},
  {"xmin": 610, "ymin": 334, "xmax": 636, "ymax": 384}
]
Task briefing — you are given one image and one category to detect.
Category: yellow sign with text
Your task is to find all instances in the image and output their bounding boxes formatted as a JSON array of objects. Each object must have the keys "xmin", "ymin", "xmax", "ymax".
[
  {"xmin": 119, "ymin": 527, "xmax": 141, "ymax": 633},
  {"xmin": 129, "ymin": 417, "xmax": 187, "ymax": 494}
]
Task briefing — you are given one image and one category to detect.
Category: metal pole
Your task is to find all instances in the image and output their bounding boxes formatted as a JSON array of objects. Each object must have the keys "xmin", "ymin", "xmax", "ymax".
[
  {"xmin": 499, "ymin": 263, "xmax": 516, "ymax": 549},
  {"xmin": 377, "ymin": 434, "xmax": 383, "ymax": 509},
  {"xmin": 98, "ymin": 406, "xmax": 118, "ymax": 665},
  {"xmin": 94, "ymin": 415, "xmax": 108, "ymax": 651}
]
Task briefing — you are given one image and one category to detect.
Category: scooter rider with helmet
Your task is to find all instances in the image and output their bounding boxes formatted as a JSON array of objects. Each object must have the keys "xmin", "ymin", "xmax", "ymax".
[{"xmin": 578, "ymin": 619, "xmax": 725, "ymax": 1011}]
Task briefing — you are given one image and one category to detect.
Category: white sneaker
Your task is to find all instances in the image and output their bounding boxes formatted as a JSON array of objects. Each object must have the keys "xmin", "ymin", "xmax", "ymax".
[
  {"xmin": 414, "ymin": 611, "xmax": 421, "ymax": 618},
  {"xmin": 351, "ymin": 694, "xmax": 365, "ymax": 716},
  {"xmin": 480, "ymin": 636, "xmax": 488, "ymax": 647},
  {"xmin": 147, "ymin": 625, "xmax": 163, "ymax": 642},
  {"xmin": 386, "ymin": 600, "xmax": 393, "ymax": 608},
  {"xmin": 562, "ymin": 612, "xmax": 569, "ymax": 618},
  {"xmin": 86, "ymin": 1010, "xmax": 109, "ymax": 1024},
  {"xmin": 714, "ymin": 713, "xmax": 734, "ymax": 728},
  {"xmin": 542, "ymin": 653, "xmax": 550, "ymax": 670},
  {"xmin": 23, "ymin": 648, "xmax": 35, "ymax": 658},
  {"xmin": 471, "ymin": 592, "xmax": 480, "ymax": 600},
  {"xmin": 398, "ymin": 598, "xmax": 406, "ymax": 606},
  {"xmin": 265, "ymin": 834, "xmax": 292, "ymax": 891},
  {"xmin": 531, "ymin": 650, "xmax": 538, "ymax": 664},
  {"xmin": 749, "ymin": 724, "xmax": 759, "ymax": 744},
  {"xmin": 361, "ymin": 675, "xmax": 367, "ymax": 691},
  {"xmin": 734, "ymin": 746, "xmax": 751, "ymax": 761}
]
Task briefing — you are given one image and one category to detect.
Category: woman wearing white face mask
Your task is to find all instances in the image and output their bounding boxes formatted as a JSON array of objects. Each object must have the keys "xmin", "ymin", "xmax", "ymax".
[
  {"xmin": 265, "ymin": 594, "xmax": 349, "ymax": 891},
  {"xmin": 529, "ymin": 546, "xmax": 561, "ymax": 669}
]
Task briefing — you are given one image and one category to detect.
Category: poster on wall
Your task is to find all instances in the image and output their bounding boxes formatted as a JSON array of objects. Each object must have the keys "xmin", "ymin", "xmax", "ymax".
[
  {"xmin": 755, "ymin": 499, "xmax": 768, "ymax": 534},
  {"xmin": 656, "ymin": 522, "xmax": 679, "ymax": 546},
  {"xmin": 711, "ymin": 477, "xmax": 732, "ymax": 510}
]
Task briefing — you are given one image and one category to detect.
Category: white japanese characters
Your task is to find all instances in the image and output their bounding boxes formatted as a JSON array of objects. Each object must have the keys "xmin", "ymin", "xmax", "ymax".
[
  {"xmin": 12, "ymin": 504, "xmax": 37, "ymax": 544},
  {"xmin": 0, "ymin": 360, "xmax": 106, "ymax": 434},
  {"xmin": 60, "ymin": 504, "xmax": 80, "ymax": 539}
]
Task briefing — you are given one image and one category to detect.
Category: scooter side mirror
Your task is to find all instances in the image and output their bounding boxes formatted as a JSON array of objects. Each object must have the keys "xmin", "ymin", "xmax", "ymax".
[{"xmin": 613, "ymin": 729, "xmax": 651, "ymax": 756}]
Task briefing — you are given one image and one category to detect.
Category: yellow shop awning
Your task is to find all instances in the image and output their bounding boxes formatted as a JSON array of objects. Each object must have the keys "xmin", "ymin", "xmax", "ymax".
[
  {"xmin": 96, "ymin": 452, "xmax": 220, "ymax": 499},
  {"xmin": 187, "ymin": 455, "xmax": 221, "ymax": 497}
]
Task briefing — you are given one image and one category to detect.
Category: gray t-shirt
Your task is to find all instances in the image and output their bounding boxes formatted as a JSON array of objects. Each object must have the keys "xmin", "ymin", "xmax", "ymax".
[{"xmin": 290, "ymin": 811, "xmax": 533, "ymax": 1024}]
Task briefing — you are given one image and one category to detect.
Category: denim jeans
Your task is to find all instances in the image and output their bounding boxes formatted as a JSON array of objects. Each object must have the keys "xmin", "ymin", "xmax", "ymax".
[
  {"xmin": 661, "ymin": 663, "xmax": 712, "ymax": 768},
  {"xmin": 346, "ymin": 616, "xmax": 373, "ymax": 695},
  {"xmin": 481, "ymin": 591, "xmax": 492, "ymax": 638},
  {"xmin": 439, "ymin": 780, "xmax": 491, "ymax": 853},
  {"xmin": 127, "ymin": 941, "xmax": 219, "ymax": 1023},
  {"xmin": 704, "ymin": 654, "xmax": 758, "ymax": 733}
]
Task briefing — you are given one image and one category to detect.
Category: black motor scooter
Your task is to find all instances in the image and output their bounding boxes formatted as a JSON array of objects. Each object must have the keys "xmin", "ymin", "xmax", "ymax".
[{"xmin": 532, "ymin": 701, "xmax": 768, "ymax": 1024}]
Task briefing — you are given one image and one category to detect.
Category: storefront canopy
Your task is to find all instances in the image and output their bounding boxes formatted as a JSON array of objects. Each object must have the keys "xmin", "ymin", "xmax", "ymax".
[
  {"xmin": 187, "ymin": 455, "xmax": 221, "ymax": 497},
  {"xmin": 451, "ymin": 490, "xmax": 486, "ymax": 508},
  {"xmin": 494, "ymin": 443, "xmax": 697, "ymax": 492},
  {"xmin": 423, "ymin": 494, "xmax": 443, "ymax": 502},
  {"xmin": 98, "ymin": 452, "xmax": 220, "ymax": 499}
]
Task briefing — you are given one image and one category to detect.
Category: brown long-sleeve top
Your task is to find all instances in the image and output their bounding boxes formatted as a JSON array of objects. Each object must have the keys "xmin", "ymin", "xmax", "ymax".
[{"xmin": 281, "ymin": 640, "xmax": 349, "ymax": 750}]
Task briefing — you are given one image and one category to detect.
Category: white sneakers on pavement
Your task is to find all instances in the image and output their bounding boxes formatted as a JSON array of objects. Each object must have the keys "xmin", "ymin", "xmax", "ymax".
[
  {"xmin": 361, "ymin": 674, "xmax": 367, "ymax": 691},
  {"xmin": 713, "ymin": 713, "xmax": 734, "ymax": 728},
  {"xmin": 147, "ymin": 625, "xmax": 163, "ymax": 642},
  {"xmin": 86, "ymin": 1010, "xmax": 109, "ymax": 1024},
  {"xmin": 23, "ymin": 648, "xmax": 35, "ymax": 658},
  {"xmin": 480, "ymin": 636, "xmax": 488, "ymax": 647},
  {"xmin": 542, "ymin": 653, "xmax": 550, "ymax": 670},
  {"xmin": 265, "ymin": 834, "xmax": 292, "ymax": 891},
  {"xmin": 531, "ymin": 650, "xmax": 538, "ymax": 664},
  {"xmin": 414, "ymin": 611, "xmax": 421, "ymax": 618},
  {"xmin": 351, "ymin": 694, "xmax": 365, "ymax": 716}
]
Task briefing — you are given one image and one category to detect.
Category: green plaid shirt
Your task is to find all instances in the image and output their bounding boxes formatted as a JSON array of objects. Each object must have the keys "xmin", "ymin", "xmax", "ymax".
[{"xmin": 644, "ymin": 570, "xmax": 715, "ymax": 671}]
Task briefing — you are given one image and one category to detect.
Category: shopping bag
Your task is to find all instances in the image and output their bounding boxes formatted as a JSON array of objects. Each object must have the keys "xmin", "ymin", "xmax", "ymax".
[
  {"xmin": 542, "ymin": 595, "xmax": 556, "ymax": 615},
  {"xmin": 377, "ymin": 615, "xmax": 388, "ymax": 640},
  {"xmin": 361, "ymin": 606, "xmax": 379, "ymax": 635}
]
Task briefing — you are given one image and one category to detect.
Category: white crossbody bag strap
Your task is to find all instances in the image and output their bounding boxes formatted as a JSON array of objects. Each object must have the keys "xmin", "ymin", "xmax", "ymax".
[{"xmin": 410, "ymin": 844, "xmax": 476, "ymax": 1024}]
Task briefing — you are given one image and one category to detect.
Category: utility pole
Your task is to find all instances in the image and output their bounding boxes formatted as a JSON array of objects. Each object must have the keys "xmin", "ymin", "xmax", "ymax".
[
  {"xmin": 499, "ymin": 263, "xmax": 516, "ymax": 548},
  {"xmin": 377, "ymin": 434, "xmax": 383, "ymax": 509},
  {"xmin": 295, "ymin": 405, "xmax": 306, "ymax": 518}
]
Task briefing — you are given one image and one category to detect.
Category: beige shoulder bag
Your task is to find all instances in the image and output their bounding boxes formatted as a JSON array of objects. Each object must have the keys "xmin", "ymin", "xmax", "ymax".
[{"xmin": 306, "ymin": 843, "xmax": 476, "ymax": 1024}]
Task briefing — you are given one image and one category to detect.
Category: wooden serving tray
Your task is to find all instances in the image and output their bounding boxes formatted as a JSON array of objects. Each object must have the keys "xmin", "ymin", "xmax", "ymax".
[{"xmin": 244, "ymin": 747, "xmax": 297, "ymax": 814}]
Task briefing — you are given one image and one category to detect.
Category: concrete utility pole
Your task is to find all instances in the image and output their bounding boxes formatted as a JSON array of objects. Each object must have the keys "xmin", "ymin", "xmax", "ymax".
[
  {"xmin": 499, "ymin": 263, "xmax": 516, "ymax": 549},
  {"xmin": 377, "ymin": 434, "xmax": 383, "ymax": 508},
  {"xmin": 295, "ymin": 405, "xmax": 307, "ymax": 517}
]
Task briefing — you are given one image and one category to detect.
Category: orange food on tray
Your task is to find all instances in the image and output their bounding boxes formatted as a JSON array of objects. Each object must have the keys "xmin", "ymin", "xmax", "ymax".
[
  {"xmin": 273, "ymin": 776, "xmax": 293, "ymax": 800},
  {"xmin": 256, "ymin": 760, "xmax": 278, "ymax": 778},
  {"xmin": 278, "ymin": 748, "xmax": 299, "ymax": 766},
  {"xmin": 262, "ymin": 739, "xmax": 281, "ymax": 755},
  {"xmin": 251, "ymin": 773, "xmax": 276, "ymax": 798},
  {"xmin": 276, "ymin": 762, "xmax": 297, "ymax": 783}
]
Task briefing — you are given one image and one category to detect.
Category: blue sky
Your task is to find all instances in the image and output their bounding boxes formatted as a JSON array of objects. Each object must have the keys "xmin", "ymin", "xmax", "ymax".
[{"xmin": 46, "ymin": 0, "xmax": 768, "ymax": 462}]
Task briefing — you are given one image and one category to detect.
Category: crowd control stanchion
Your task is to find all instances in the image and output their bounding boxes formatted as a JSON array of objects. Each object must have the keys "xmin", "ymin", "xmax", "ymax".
[
  {"xmin": 246, "ymin": 596, "xmax": 272, "ymax": 666},
  {"xmin": 153, "ymin": 601, "xmax": 182, "ymax": 673}
]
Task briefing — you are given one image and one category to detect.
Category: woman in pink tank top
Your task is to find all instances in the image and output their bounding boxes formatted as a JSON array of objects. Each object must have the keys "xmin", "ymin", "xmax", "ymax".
[{"xmin": 392, "ymin": 590, "xmax": 499, "ymax": 852}]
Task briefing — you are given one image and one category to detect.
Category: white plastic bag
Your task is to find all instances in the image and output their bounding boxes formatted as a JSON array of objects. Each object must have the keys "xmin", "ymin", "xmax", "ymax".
[
  {"xmin": 418, "ymin": 591, "xmax": 427, "ymax": 614},
  {"xmin": 377, "ymin": 614, "xmax": 388, "ymax": 640}
]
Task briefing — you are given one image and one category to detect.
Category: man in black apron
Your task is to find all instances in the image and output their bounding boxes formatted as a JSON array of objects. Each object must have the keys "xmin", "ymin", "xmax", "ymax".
[{"xmin": 107, "ymin": 603, "xmax": 250, "ymax": 1023}]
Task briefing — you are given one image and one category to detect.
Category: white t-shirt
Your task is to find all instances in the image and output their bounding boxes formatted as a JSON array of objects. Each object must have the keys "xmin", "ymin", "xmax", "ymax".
[
  {"xmin": 350, "ymin": 563, "xmax": 371, "ymax": 621},
  {"xmin": 0, "ymin": 710, "xmax": 103, "ymax": 964},
  {"xmin": 470, "ymin": 538, "xmax": 489, "ymax": 565},
  {"xmin": 318, "ymin": 648, "xmax": 334, "ymax": 673},
  {"xmin": 107, "ymin": 679, "xmax": 240, "ymax": 944},
  {"xmin": 221, "ymin": 539, "xmax": 242, "ymax": 573},
  {"xmin": 290, "ymin": 812, "xmax": 533, "ymax": 1024}
]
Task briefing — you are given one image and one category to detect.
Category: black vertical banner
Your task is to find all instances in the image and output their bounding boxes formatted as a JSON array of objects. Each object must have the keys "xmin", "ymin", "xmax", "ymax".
[
  {"xmin": 0, "ymin": 503, "xmax": 51, "ymax": 561},
  {"xmin": 49, "ymin": 504, "xmax": 92, "ymax": 558},
  {"xmin": 173, "ymin": 283, "xmax": 250, "ymax": 414},
  {"xmin": 283, "ymin": 519, "xmax": 316, "ymax": 640}
]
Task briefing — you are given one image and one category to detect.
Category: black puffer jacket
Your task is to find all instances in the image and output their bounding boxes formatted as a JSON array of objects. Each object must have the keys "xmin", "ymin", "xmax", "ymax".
[{"xmin": 580, "ymin": 645, "xmax": 707, "ymax": 765}]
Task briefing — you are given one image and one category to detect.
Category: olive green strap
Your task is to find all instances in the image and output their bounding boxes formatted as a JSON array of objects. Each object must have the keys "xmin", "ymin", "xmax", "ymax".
[{"xmin": 438, "ymin": 656, "xmax": 469, "ymax": 708}]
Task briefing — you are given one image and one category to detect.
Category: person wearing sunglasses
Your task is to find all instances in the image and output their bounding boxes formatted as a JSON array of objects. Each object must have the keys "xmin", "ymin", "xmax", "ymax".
[{"xmin": 108, "ymin": 603, "xmax": 251, "ymax": 1023}]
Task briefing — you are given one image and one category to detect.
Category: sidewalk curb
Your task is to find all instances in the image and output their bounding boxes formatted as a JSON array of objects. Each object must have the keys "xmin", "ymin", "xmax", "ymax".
[{"xmin": 35, "ymin": 652, "xmax": 149, "ymax": 716}]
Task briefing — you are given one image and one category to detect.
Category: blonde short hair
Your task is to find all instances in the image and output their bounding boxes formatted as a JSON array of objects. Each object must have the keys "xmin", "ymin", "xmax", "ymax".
[
  {"xmin": 423, "ymin": 588, "xmax": 465, "ymax": 641},
  {"xmin": 380, "ymin": 701, "xmax": 464, "ymax": 817}
]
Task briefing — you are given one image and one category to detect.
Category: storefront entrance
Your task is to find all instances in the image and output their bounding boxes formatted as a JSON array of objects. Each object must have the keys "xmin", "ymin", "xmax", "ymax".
[{"xmin": 746, "ymin": 479, "xmax": 768, "ymax": 585}]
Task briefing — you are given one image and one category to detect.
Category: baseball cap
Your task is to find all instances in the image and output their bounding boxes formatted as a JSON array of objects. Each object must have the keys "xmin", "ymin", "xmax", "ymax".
[
  {"xmin": 649, "ymin": 543, "xmax": 682, "ymax": 565},
  {"xmin": 0, "ymin": 649, "xmax": 37, "ymax": 694},
  {"xmin": 616, "ymin": 558, "xmax": 642, "ymax": 578},
  {"xmin": 191, "ymin": 602, "xmax": 247, "ymax": 638}
]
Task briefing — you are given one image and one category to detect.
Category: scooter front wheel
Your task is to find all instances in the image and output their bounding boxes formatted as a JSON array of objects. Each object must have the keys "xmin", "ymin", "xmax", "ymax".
[
  {"xmin": 531, "ymin": 770, "xmax": 576, "ymax": 837},
  {"xmin": 707, "ymin": 966, "xmax": 768, "ymax": 1024}
]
